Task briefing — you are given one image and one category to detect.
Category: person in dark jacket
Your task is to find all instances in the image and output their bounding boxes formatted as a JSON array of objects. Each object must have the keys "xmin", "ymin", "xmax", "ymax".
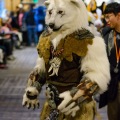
[
  {"xmin": 25, "ymin": 5, "xmax": 38, "ymax": 46},
  {"xmin": 99, "ymin": 2, "xmax": 120, "ymax": 120}
]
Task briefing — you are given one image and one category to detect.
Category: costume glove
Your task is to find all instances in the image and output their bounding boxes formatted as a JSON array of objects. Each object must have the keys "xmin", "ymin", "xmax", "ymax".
[
  {"xmin": 22, "ymin": 71, "xmax": 43, "ymax": 109},
  {"xmin": 58, "ymin": 91, "xmax": 80, "ymax": 117},
  {"xmin": 22, "ymin": 86, "xmax": 40, "ymax": 109},
  {"xmin": 58, "ymin": 79, "xmax": 99, "ymax": 117}
]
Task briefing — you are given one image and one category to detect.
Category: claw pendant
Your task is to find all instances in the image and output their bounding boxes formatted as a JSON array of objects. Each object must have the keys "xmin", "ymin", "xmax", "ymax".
[{"xmin": 48, "ymin": 57, "xmax": 61, "ymax": 76}]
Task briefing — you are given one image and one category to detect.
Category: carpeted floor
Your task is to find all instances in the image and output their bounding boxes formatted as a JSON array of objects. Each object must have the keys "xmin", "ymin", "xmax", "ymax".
[
  {"xmin": 0, "ymin": 47, "xmax": 45, "ymax": 120},
  {"xmin": 0, "ymin": 47, "xmax": 108, "ymax": 120}
]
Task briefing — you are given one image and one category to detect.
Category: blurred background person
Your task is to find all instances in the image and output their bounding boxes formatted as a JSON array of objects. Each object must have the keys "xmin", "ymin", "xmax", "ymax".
[
  {"xmin": 0, "ymin": 19, "xmax": 15, "ymax": 60},
  {"xmin": 25, "ymin": 4, "xmax": 38, "ymax": 46},
  {"xmin": 34, "ymin": 5, "xmax": 46, "ymax": 38}
]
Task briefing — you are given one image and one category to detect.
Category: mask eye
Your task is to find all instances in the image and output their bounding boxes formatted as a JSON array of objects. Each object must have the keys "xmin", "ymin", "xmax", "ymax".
[
  {"xmin": 48, "ymin": 10, "xmax": 52, "ymax": 15},
  {"xmin": 58, "ymin": 10, "xmax": 63, "ymax": 14}
]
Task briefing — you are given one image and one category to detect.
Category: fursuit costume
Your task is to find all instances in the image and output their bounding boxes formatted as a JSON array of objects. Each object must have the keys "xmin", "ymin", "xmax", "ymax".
[
  {"xmin": 22, "ymin": 0, "xmax": 110, "ymax": 119},
  {"xmin": 22, "ymin": 28, "xmax": 110, "ymax": 120},
  {"xmin": 38, "ymin": 29, "xmax": 96, "ymax": 120}
]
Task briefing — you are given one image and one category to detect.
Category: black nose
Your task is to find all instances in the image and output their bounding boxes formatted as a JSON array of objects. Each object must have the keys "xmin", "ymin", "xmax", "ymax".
[{"xmin": 49, "ymin": 23, "xmax": 54, "ymax": 29}]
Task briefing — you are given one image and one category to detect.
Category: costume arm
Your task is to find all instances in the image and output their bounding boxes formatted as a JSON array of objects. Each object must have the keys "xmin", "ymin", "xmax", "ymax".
[
  {"xmin": 81, "ymin": 36, "xmax": 110, "ymax": 93},
  {"xmin": 28, "ymin": 57, "xmax": 46, "ymax": 89},
  {"xmin": 22, "ymin": 56, "xmax": 46, "ymax": 109},
  {"xmin": 70, "ymin": 36, "xmax": 111, "ymax": 104},
  {"xmin": 58, "ymin": 36, "xmax": 110, "ymax": 116},
  {"xmin": 26, "ymin": 32, "xmax": 47, "ymax": 93}
]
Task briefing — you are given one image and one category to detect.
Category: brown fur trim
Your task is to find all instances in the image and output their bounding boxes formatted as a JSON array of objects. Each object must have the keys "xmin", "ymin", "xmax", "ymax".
[
  {"xmin": 37, "ymin": 30, "xmax": 93, "ymax": 63},
  {"xmin": 37, "ymin": 35, "xmax": 51, "ymax": 63}
]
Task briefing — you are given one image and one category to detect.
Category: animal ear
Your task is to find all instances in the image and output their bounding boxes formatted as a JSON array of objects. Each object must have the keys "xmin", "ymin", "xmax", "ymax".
[
  {"xmin": 44, "ymin": 1, "xmax": 50, "ymax": 7},
  {"xmin": 70, "ymin": 0, "xmax": 80, "ymax": 7}
]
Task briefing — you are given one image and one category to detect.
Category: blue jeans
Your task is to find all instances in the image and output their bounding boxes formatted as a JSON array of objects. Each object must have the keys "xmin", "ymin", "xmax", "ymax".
[{"xmin": 27, "ymin": 26, "xmax": 38, "ymax": 46}]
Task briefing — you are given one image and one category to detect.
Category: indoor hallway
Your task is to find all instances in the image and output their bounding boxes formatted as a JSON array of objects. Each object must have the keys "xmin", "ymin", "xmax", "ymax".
[
  {"xmin": 0, "ymin": 47, "xmax": 108, "ymax": 120},
  {"xmin": 0, "ymin": 47, "xmax": 46, "ymax": 120}
]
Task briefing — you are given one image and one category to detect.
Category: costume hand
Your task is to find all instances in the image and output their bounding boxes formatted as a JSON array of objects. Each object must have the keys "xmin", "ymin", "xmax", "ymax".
[
  {"xmin": 22, "ymin": 86, "xmax": 40, "ymax": 110},
  {"xmin": 57, "ymin": 91, "xmax": 80, "ymax": 117},
  {"xmin": 57, "ymin": 79, "xmax": 99, "ymax": 117}
]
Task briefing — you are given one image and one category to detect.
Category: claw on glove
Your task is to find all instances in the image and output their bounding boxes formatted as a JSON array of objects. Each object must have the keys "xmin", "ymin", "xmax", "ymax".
[
  {"xmin": 22, "ymin": 86, "xmax": 40, "ymax": 110},
  {"xmin": 58, "ymin": 91, "xmax": 80, "ymax": 117}
]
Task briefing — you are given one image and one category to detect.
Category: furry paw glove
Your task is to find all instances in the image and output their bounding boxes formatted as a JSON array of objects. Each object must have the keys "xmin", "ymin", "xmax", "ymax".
[
  {"xmin": 58, "ymin": 91, "xmax": 80, "ymax": 117},
  {"xmin": 22, "ymin": 86, "xmax": 40, "ymax": 109},
  {"xmin": 58, "ymin": 79, "xmax": 99, "ymax": 117},
  {"xmin": 22, "ymin": 70, "xmax": 45, "ymax": 109}
]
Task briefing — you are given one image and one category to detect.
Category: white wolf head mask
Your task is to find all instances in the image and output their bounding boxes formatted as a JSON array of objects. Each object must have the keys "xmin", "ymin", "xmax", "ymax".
[{"xmin": 44, "ymin": 0, "xmax": 88, "ymax": 33}]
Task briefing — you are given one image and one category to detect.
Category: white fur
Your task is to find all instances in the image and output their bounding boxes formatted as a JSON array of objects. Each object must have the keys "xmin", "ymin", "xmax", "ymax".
[
  {"xmin": 25, "ymin": 86, "xmax": 39, "ymax": 95},
  {"xmin": 44, "ymin": 0, "xmax": 110, "ymax": 93},
  {"xmin": 26, "ymin": 0, "xmax": 110, "ymax": 112},
  {"xmin": 58, "ymin": 91, "xmax": 80, "ymax": 117},
  {"xmin": 45, "ymin": 0, "xmax": 89, "ymax": 49},
  {"xmin": 89, "ymin": 24, "xmax": 101, "ymax": 37},
  {"xmin": 22, "ymin": 86, "xmax": 39, "ymax": 108},
  {"xmin": 58, "ymin": 91, "xmax": 72, "ymax": 110},
  {"xmin": 34, "ymin": 57, "xmax": 46, "ymax": 73},
  {"xmin": 81, "ymin": 36, "xmax": 110, "ymax": 93}
]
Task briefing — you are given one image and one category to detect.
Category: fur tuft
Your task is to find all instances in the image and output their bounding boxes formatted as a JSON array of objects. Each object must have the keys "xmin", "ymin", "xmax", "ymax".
[
  {"xmin": 34, "ymin": 57, "xmax": 46, "ymax": 73},
  {"xmin": 81, "ymin": 37, "xmax": 110, "ymax": 93},
  {"xmin": 58, "ymin": 91, "xmax": 72, "ymax": 110}
]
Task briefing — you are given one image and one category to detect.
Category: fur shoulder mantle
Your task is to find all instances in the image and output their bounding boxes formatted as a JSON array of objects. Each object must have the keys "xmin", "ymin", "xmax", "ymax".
[{"xmin": 37, "ymin": 29, "xmax": 94, "ymax": 63}]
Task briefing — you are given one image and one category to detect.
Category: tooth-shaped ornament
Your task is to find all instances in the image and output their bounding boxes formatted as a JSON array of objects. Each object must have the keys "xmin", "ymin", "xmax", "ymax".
[{"xmin": 48, "ymin": 57, "xmax": 61, "ymax": 76}]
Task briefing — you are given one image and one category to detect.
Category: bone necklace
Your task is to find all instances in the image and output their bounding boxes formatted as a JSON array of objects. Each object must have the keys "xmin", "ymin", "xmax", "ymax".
[{"xmin": 48, "ymin": 46, "xmax": 64, "ymax": 76}]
